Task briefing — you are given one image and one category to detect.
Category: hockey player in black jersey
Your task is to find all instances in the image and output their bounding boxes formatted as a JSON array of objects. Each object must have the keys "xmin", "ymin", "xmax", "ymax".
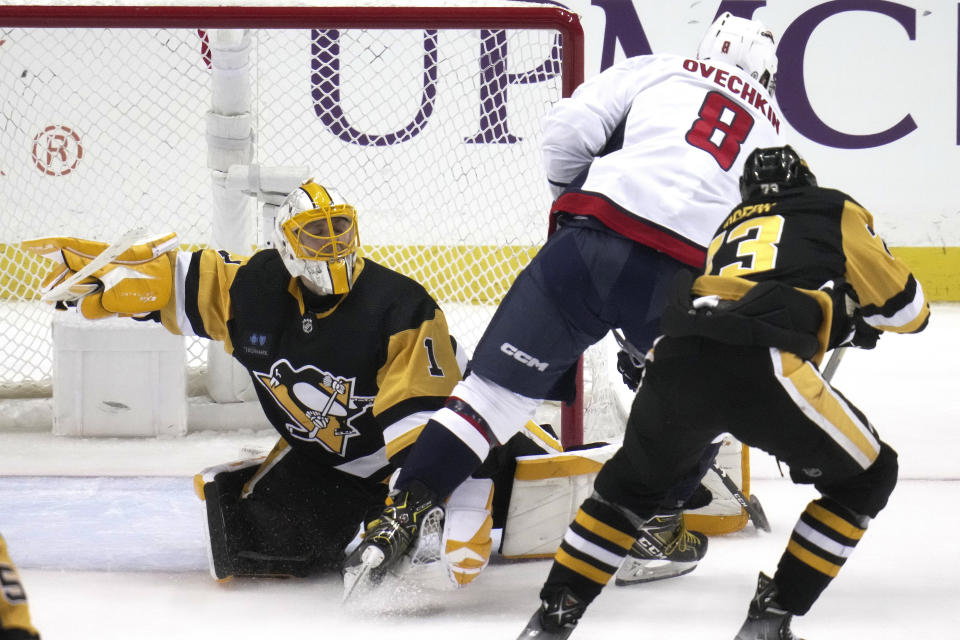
[
  {"xmin": 0, "ymin": 533, "xmax": 39, "ymax": 640},
  {"xmin": 514, "ymin": 145, "xmax": 930, "ymax": 639},
  {"xmin": 23, "ymin": 180, "xmax": 537, "ymax": 585}
]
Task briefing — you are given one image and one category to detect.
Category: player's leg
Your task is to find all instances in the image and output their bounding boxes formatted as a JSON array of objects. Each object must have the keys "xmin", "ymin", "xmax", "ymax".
[
  {"xmin": 594, "ymin": 236, "xmax": 720, "ymax": 585},
  {"xmin": 397, "ymin": 219, "xmax": 686, "ymax": 499},
  {"xmin": 614, "ymin": 440, "xmax": 717, "ymax": 586},
  {"xmin": 519, "ymin": 337, "xmax": 722, "ymax": 638},
  {"xmin": 729, "ymin": 349, "xmax": 898, "ymax": 639},
  {"xmin": 362, "ymin": 222, "xmax": 629, "ymax": 581},
  {"xmin": 359, "ymin": 222, "xmax": 698, "ymax": 589},
  {"xmin": 0, "ymin": 533, "xmax": 40, "ymax": 640}
]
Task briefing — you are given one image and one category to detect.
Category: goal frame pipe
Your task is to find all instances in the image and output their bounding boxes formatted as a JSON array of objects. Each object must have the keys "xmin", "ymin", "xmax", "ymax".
[
  {"xmin": 0, "ymin": 4, "xmax": 583, "ymax": 97},
  {"xmin": 0, "ymin": 3, "xmax": 588, "ymax": 445}
]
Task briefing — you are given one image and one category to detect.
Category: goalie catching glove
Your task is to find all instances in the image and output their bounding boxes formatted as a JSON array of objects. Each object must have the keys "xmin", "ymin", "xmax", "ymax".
[{"xmin": 22, "ymin": 233, "xmax": 179, "ymax": 319}]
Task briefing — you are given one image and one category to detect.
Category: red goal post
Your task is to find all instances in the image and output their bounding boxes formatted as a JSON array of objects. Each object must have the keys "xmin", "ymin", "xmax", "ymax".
[{"xmin": 0, "ymin": 2, "xmax": 601, "ymax": 444}]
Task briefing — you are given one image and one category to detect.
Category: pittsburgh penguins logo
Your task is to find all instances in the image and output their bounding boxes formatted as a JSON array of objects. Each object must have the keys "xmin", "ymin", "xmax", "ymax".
[{"xmin": 254, "ymin": 359, "xmax": 373, "ymax": 456}]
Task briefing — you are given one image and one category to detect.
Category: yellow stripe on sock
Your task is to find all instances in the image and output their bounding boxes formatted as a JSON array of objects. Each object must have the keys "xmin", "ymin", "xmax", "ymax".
[
  {"xmin": 787, "ymin": 539, "xmax": 841, "ymax": 577},
  {"xmin": 573, "ymin": 510, "xmax": 635, "ymax": 551},
  {"xmin": 555, "ymin": 548, "xmax": 614, "ymax": 585},
  {"xmin": 806, "ymin": 502, "xmax": 865, "ymax": 540}
]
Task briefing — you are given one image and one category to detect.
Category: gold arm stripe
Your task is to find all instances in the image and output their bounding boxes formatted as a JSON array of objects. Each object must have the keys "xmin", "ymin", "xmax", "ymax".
[
  {"xmin": 373, "ymin": 310, "xmax": 460, "ymax": 418},
  {"xmin": 196, "ymin": 250, "xmax": 242, "ymax": 345},
  {"xmin": 806, "ymin": 502, "xmax": 866, "ymax": 540},
  {"xmin": 786, "ymin": 539, "xmax": 841, "ymax": 577},
  {"xmin": 841, "ymin": 201, "xmax": 929, "ymax": 332},
  {"xmin": 773, "ymin": 351, "xmax": 880, "ymax": 468},
  {"xmin": 573, "ymin": 510, "xmax": 636, "ymax": 550},
  {"xmin": 555, "ymin": 548, "xmax": 614, "ymax": 585}
]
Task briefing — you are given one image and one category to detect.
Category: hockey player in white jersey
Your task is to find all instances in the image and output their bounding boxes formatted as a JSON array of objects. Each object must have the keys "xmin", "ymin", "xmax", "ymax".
[{"xmin": 346, "ymin": 12, "xmax": 785, "ymax": 594}]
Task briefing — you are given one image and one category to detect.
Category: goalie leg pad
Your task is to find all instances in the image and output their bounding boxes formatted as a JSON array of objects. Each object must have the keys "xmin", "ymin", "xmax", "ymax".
[
  {"xmin": 500, "ymin": 444, "xmax": 619, "ymax": 558},
  {"xmin": 684, "ymin": 436, "xmax": 751, "ymax": 535},
  {"xmin": 200, "ymin": 442, "xmax": 389, "ymax": 580},
  {"xmin": 442, "ymin": 477, "xmax": 495, "ymax": 587},
  {"xmin": 195, "ymin": 457, "xmax": 263, "ymax": 582}
]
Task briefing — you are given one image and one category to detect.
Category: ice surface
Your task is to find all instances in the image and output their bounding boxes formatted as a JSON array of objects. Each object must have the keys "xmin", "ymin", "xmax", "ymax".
[{"xmin": 0, "ymin": 304, "xmax": 957, "ymax": 639}]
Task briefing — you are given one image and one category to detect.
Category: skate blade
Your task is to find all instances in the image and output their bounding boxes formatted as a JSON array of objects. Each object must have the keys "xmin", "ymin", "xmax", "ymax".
[
  {"xmin": 342, "ymin": 546, "xmax": 385, "ymax": 603},
  {"xmin": 614, "ymin": 559, "xmax": 697, "ymax": 586}
]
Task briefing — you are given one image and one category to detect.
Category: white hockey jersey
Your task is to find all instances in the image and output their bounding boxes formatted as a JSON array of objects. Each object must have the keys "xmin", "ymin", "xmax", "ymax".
[{"xmin": 542, "ymin": 53, "xmax": 785, "ymax": 268}]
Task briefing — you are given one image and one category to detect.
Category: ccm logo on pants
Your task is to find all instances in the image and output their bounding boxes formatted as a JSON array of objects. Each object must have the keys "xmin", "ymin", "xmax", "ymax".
[{"xmin": 500, "ymin": 343, "xmax": 549, "ymax": 371}]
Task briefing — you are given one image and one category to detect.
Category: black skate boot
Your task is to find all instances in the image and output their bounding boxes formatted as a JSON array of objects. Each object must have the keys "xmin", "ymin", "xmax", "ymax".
[
  {"xmin": 516, "ymin": 587, "xmax": 586, "ymax": 639},
  {"xmin": 614, "ymin": 512, "xmax": 708, "ymax": 585},
  {"xmin": 341, "ymin": 481, "xmax": 441, "ymax": 600},
  {"xmin": 733, "ymin": 572, "xmax": 805, "ymax": 640}
]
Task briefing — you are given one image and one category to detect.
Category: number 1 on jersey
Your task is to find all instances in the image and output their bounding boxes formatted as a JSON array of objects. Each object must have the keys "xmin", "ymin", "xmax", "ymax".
[{"xmin": 423, "ymin": 337, "xmax": 445, "ymax": 377}]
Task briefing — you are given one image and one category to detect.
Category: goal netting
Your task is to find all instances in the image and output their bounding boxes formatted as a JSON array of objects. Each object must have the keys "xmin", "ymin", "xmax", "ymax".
[{"xmin": 0, "ymin": 2, "xmax": 628, "ymax": 444}]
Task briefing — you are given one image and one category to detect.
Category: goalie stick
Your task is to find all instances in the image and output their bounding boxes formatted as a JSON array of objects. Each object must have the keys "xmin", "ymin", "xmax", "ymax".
[
  {"xmin": 40, "ymin": 226, "xmax": 147, "ymax": 303},
  {"xmin": 612, "ymin": 329, "xmax": 771, "ymax": 532}
]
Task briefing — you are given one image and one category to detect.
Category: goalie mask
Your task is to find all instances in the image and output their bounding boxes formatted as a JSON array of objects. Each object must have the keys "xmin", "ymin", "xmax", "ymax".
[
  {"xmin": 275, "ymin": 180, "xmax": 359, "ymax": 295},
  {"xmin": 697, "ymin": 11, "xmax": 778, "ymax": 95}
]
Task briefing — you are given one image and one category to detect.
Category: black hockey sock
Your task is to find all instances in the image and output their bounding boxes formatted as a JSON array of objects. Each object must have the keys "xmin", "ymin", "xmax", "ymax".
[
  {"xmin": 395, "ymin": 418, "xmax": 484, "ymax": 499},
  {"xmin": 773, "ymin": 497, "xmax": 868, "ymax": 614},
  {"xmin": 542, "ymin": 496, "xmax": 639, "ymax": 606}
]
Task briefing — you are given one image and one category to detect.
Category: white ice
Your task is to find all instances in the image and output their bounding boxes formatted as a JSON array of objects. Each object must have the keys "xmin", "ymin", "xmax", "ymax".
[{"xmin": 1, "ymin": 304, "xmax": 958, "ymax": 640}]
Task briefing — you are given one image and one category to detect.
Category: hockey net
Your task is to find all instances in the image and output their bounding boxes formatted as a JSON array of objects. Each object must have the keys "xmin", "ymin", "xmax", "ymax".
[{"xmin": 0, "ymin": 2, "xmax": 629, "ymax": 445}]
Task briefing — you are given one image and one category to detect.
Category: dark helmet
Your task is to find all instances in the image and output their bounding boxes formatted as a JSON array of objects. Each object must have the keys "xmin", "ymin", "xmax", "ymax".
[{"xmin": 739, "ymin": 145, "xmax": 817, "ymax": 200}]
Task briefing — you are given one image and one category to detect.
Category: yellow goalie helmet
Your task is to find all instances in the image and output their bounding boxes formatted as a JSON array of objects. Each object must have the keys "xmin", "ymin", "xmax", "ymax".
[{"xmin": 274, "ymin": 180, "xmax": 359, "ymax": 295}]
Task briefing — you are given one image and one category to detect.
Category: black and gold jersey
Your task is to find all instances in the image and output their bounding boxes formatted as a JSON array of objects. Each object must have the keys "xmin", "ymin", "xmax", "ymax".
[
  {"xmin": 159, "ymin": 249, "xmax": 461, "ymax": 481},
  {"xmin": 695, "ymin": 185, "xmax": 929, "ymax": 356}
]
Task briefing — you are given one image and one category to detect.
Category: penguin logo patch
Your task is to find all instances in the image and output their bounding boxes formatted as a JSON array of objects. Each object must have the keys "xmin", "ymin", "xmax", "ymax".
[{"xmin": 254, "ymin": 359, "xmax": 373, "ymax": 456}]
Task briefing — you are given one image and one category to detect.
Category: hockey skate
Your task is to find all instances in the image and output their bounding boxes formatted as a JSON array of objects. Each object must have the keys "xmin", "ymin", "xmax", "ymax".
[
  {"xmin": 516, "ymin": 587, "xmax": 586, "ymax": 639},
  {"xmin": 341, "ymin": 481, "xmax": 441, "ymax": 602},
  {"xmin": 614, "ymin": 512, "xmax": 708, "ymax": 585},
  {"xmin": 733, "ymin": 572, "xmax": 805, "ymax": 640}
]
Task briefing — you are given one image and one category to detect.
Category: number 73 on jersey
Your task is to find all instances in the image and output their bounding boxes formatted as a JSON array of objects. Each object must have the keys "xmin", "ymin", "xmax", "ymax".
[{"xmin": 705, "ymin": 205, "xmax": 784, "ymax": 277}]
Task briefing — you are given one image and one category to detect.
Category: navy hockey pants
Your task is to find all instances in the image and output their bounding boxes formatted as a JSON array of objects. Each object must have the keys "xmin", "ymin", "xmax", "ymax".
[{"xmin": 470, "ymin": 217, "xmax": 695, "ymax": 402}]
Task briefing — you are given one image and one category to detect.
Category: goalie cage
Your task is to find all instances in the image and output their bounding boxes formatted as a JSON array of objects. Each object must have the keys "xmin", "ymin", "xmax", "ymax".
[{"xmin": 0, "ymin": 2, "xmax": 630, "ymax": 445}]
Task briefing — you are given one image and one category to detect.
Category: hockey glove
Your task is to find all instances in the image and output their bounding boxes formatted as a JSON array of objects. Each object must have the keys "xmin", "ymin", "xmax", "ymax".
[
  {"xmin": 22, "ymin": 233, "xmax": 179, "ymax": 320},
  {"xmin": 837, "ymin": 314, "xmax": 881, "ymax": 350},
  {"xmin": 819, "ymin": 279, "xmax": 881, "ymax": 350},
  {"xmin": 616, "ymin": 349, "xmax": 645, "ymax": 391}
]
